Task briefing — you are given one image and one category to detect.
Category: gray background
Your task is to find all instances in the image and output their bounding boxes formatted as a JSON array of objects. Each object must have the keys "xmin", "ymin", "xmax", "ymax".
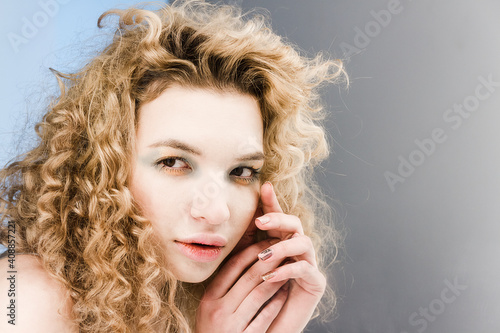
[
  {"xmin": 2, "ymin": 1, "xmax": 500, "ymax": 332},
  {"xmin": 224, "ymin": 1, "xmax": 500, "ymax": 332},
  {"xmin": 227, "ymin": 0, "xmax": 500, "ymax": 333}
]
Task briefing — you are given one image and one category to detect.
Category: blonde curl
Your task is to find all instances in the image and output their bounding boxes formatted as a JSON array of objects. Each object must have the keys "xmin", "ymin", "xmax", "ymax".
[{"xmin": 0, "ymin": 0, "xmax": 347, "ymax": 331}]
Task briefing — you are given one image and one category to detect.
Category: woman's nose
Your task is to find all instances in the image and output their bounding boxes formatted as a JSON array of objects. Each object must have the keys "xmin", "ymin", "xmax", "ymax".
[{"xmin": 190, "ymin": 180, "xmax": 230, "ymax": 225}]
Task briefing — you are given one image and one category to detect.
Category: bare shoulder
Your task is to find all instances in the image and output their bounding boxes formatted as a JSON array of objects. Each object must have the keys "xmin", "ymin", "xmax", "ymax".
[{"xmin": 0, "ymin": 254, "xmax": 78, "ymax": 332}]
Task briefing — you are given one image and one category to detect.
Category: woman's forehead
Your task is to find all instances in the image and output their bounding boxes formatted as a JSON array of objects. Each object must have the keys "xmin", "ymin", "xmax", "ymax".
[{"xmin": 135, "ymin": 85, "xmax": 264, "ymax": 155}]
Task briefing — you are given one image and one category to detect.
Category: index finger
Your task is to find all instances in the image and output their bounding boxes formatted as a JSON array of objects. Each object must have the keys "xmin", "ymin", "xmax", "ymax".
[{"xmin": 260, "ymin": 182, "xmax": 283, "ymax": 214}]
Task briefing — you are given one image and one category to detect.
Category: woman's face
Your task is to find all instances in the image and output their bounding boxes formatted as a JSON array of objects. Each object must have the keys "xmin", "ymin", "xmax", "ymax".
[{"xmin": 129, "ymin": 85, "xmax": 264, "ymax": 283}]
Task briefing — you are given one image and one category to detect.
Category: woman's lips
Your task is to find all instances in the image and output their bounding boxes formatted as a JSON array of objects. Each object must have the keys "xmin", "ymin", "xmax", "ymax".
[{"xmin": 175, "ymin": 241, "xmax": 223, "ymax": 262}]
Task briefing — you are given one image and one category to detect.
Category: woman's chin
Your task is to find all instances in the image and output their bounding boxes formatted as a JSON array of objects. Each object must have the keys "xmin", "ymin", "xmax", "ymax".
[{"xmin": 174, "ymin": 267, "xmax": 217, "ymax": 283}]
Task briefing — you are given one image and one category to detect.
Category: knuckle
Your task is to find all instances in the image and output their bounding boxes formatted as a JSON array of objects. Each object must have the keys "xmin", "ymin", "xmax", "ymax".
[
  {"xmin": 301, "ymin": 260, "xmax": 311, "ymax": 270},
  {"xmin": 198, "ymin": 299, "xmax": 226, "ymax": 321},
  {"xmin": 291, "ymin": 214, "xmax": 302, "ymax": 226},
  {"xmin": 302, "ymin": 235, "xmax": 313, "ymax": 248},
  {"xmin": 309, "ymin": 269, "xmax": 327, "ymax": 294},
  {"xmin": 314, "ymin": 272, "xmax": 327, "ymax": 294},
  {"xmin": 295, "ymin": 260, "xmax": 309, "ymax": 274},
  {"xmin": 319, "ymin": 272, "xmax": 327, "ymax": 289},
  {"xmin": 208, "ymin": 306, "xmax": 225, "ymax": 323},
  {"xmin": 284, "ymin": 214, "xmax": 302, "ymax": 229},
  {"xmin": 242, "ymin": 267, "xmax": 260, "ymax": 284}
]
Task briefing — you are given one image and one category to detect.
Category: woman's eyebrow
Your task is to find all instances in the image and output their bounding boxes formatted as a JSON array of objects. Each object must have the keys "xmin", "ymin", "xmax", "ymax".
[
  {"xmin": 148, "ymin": 138, "xmax": 264, "ymax": 162},
  {"xmin": 235, "ymin": 152, "xmax": 265, "ymax": 162},
  {"xmin": 148, "ymin": 139, "xmax": 202, "ymax": 155}
]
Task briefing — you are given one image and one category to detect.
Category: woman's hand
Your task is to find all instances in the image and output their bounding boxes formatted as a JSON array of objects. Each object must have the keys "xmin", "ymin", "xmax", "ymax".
[
  {"xmin": 254, "ymin": 182, "xmax": 327, "ymax": 332},
  {"xmin": 195, "ymin": 238, "xmax": 290, "ymax": 333},
  {"xmin": 196, "ymin": 182, "xmax": 326, "ymax": 332}
]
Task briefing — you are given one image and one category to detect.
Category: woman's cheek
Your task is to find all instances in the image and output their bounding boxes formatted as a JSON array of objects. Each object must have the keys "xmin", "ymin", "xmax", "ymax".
[{"xmin": 232, "ymin": 187, "xmax": 260, "ymax": 228}]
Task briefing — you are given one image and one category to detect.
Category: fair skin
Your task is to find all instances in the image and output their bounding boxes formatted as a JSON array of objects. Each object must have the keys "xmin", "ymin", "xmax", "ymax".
[
  {"xmin": 0, "ymin": 255, "xmax": 78, "ymax": 332},
  {"xmin": 0, "ymin": 85, "xmax": 325, "ymax": 332},
  {"xmin": 197, "ymin": 182, "xmax": 327, "ymax": 332},
  {"xmin": 129, "ymin": 85, "xmax": 266, "ymax": 283},
  {"xmin": 131, "ymin": 85, "xmax": 326, "ymax": 331}
]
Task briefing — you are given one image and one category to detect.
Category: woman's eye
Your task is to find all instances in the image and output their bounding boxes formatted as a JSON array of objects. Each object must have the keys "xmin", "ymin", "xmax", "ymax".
[
  {"xmin": 157, "ymin": 157, "xmax": 191, "ymax": 173},
  {"xmin": 231, "ymin": 167, "xmax": 252, "ymax": 177},
  {"xmin": 230, "ymin": 166, "xmax": 260, "ymax": 184}
]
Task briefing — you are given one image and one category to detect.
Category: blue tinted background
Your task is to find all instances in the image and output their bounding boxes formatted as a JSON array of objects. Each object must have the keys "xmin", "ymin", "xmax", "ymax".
[{"xmin": 1, "ymin": 0, "xmax": 162, "ymax": 166}]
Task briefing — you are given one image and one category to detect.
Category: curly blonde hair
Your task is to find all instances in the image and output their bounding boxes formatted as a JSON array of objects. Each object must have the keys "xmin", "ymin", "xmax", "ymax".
[{"xmin": 0, "ymin": 1, "xmax": 346, "ymax": 331}]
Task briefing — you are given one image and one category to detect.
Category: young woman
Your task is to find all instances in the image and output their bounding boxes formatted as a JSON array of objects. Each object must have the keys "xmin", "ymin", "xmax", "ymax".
[{"xmin": 0, "ymin": 1, "xmax": 346, "ymax": 331}]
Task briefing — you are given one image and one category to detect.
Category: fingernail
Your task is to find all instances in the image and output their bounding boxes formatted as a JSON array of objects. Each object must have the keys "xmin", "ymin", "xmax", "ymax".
[
  {"xmin": 262, "ymin": 270, "xmax": 276, "ymax": 281},
  {"xmin": 292, "ymin": 233, "xmax": 300, "ymax": 238},
  {"xmin": 258, "ymin": 248, "xmax": 273, "ymax": 261},
  {"xmin": 264, "ymin": 181, "xmax": 273, "ymax": 190},
  {"xmin": 256, "ymin": 215, "xmax": 270, "ymax": 225}
]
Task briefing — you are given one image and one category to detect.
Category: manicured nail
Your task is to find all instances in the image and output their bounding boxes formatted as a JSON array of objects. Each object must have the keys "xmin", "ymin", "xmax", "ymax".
[
  {"xmin": 256, "ymin": 215, "xmax": 270, "ymax": 225},
  {"xmin": 262, "ymin": 270, "xmax": 277, "ymax": 281},
  {"xmin": 258, "ymin": 248, "xmax": 273, "ymax": 261}
]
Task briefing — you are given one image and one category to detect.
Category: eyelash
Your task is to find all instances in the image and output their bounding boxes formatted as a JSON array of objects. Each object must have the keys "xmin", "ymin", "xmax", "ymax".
[
  {"xmin": 230, "ymin": 166, "xmax": 261, "ymax": 184},
  {"xmin": 156, "ymin": 157, "xmax": 191, "ymax": 174},
  {"xmin": 155, "ymin": 156, "xmax": 261, "ymax": 184}
]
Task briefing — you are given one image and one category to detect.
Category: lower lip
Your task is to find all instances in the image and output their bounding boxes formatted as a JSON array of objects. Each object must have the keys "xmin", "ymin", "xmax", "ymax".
[{"xmin": 175, "ymin": 242, "xmax": 223, "ymax": 262}]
